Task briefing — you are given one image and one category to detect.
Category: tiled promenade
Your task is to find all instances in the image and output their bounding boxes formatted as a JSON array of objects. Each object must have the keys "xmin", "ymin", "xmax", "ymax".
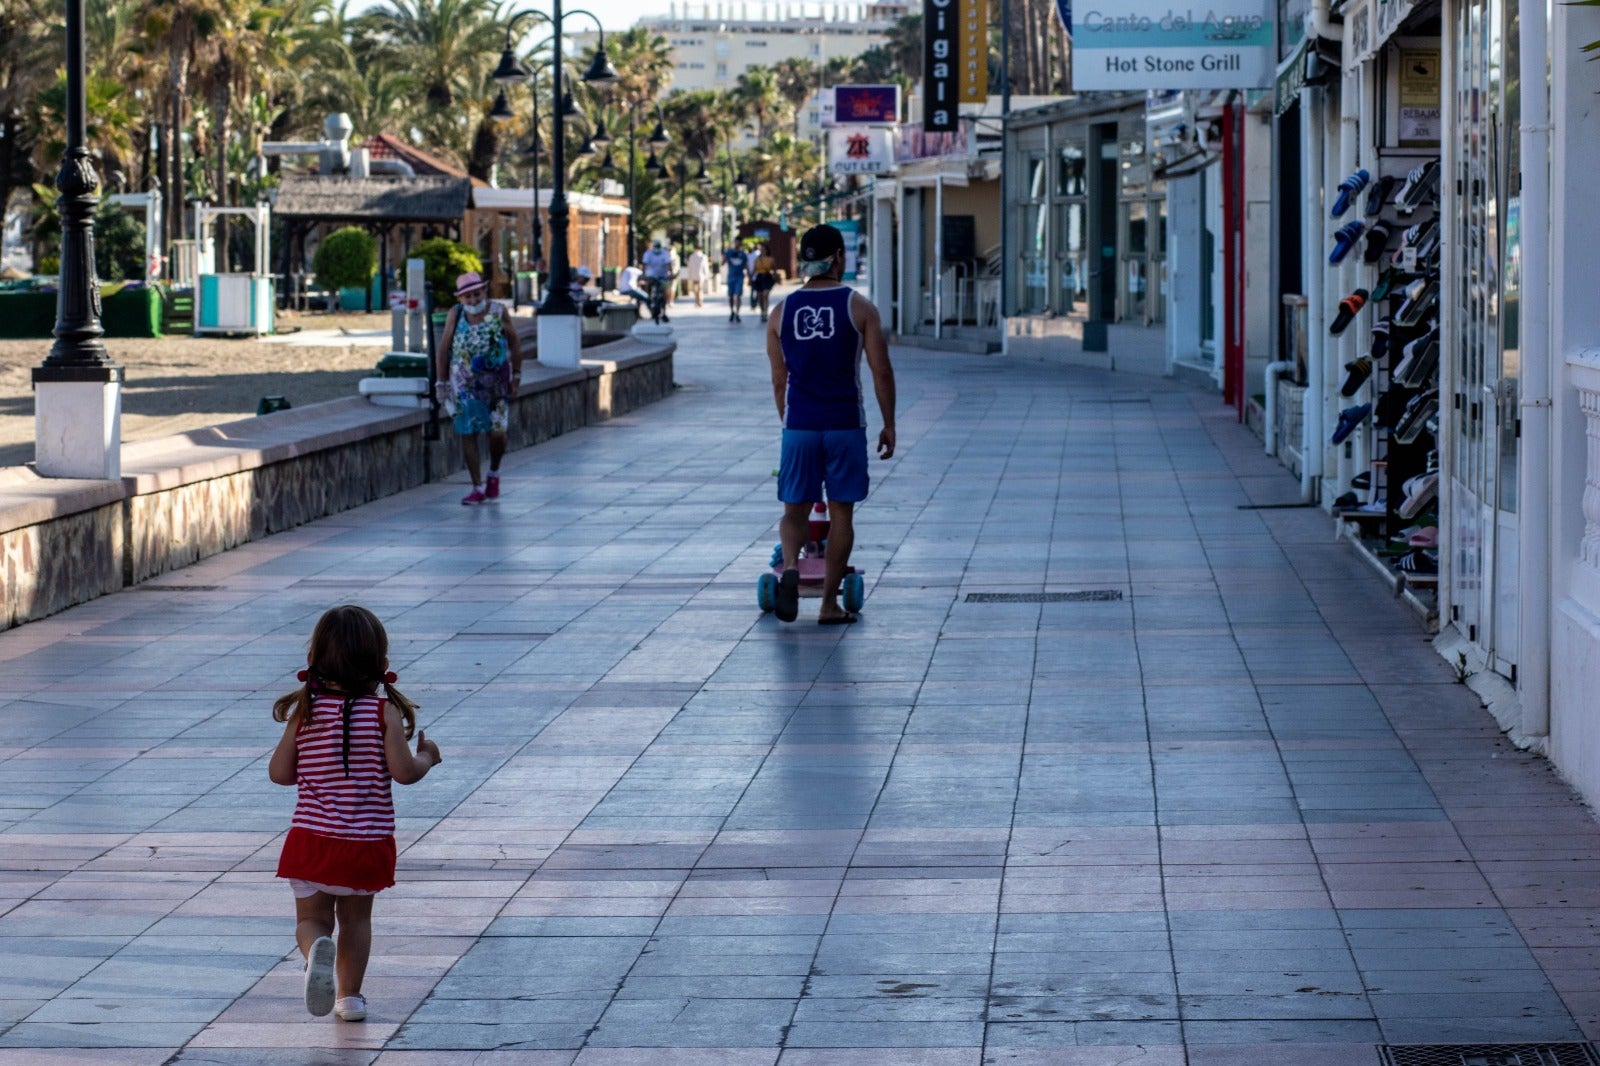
[{"xmin": 2, "ymin": 301, "xmax": 1599, "ymax": 1064}]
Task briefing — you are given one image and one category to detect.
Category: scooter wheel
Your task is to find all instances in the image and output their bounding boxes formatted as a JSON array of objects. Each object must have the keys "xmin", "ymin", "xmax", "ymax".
[
  {"xmin": 770, "ymin": 544, "xmax": 783, "ymax": 567},
  {"xmin": 842, "ymin": 572, "xmax": 864, "ymax": 613},
  {"xmin": 757, "ymin": 572, "xmax": 778, "ymax": 613}
]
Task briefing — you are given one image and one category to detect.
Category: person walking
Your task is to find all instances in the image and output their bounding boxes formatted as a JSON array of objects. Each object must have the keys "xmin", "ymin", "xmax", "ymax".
[
  {"xmin": 723, "ymin": 243, "xmax": 752, "ymax": 323},
  {"xmin": 684, "ymin": 247, "xmax": 708, "ymax": 307},
  {"xmin": 752, "ymin": 243, "xmax": 778, "ymax": 318},
  {"xmin": 765, "ymin": 223, "xmax": 896, "ymax": 625},
  {"xmin": 434, "ymin": 272, "xmax": 523, "ymax": 506},
  {"xmin": 641, "ymin": 239, "xmax": 675, "ymax": 323},
  {"xmin": 269, "ymin": 605, "xmax": 442, "ymax": 1022}
]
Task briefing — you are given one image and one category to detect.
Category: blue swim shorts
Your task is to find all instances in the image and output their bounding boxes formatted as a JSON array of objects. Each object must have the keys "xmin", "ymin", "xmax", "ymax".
[
  {"xmin": 778, "ymin": 428, "xmax": 869, "ymax": 504},
  {"xmin": 727, "ymin": 275, "xmax": 746, "ymax": 295}
]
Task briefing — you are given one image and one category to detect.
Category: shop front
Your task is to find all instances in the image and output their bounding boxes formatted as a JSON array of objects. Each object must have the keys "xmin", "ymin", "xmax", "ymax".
[{"xmin": 1003, "ymin": 95, "xmax": 1168, "ymax": 369}]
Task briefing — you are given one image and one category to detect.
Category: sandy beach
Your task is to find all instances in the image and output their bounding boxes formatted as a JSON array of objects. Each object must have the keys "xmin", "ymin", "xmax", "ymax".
[{"xmin": 0, "ymin": 310, "xmax": 515, "ymax": 470}]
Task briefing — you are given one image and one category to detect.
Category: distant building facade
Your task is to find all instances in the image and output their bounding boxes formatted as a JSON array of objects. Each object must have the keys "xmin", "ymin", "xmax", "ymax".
[{"xmin": 573, "ymin": 1, "xmax": 904, "ymax": 143}]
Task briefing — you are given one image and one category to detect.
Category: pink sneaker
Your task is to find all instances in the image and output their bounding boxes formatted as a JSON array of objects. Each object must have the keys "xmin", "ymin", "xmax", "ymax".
[
  {"xmin": 461, "ymin": 488, "xmax": 487, "ymax": 505},
  {"xmin": 485, "ymin": 475, "xmax": 500, "ymax": 500}
]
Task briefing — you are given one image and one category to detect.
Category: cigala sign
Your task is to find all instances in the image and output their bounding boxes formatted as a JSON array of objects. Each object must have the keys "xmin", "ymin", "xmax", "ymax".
[{"xmin": 1071, "ymin": 2, "xmax": 1276, "ymax": 91}]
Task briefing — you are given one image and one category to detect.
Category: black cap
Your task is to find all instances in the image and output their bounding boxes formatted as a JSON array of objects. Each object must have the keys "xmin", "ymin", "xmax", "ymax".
[{"xmin": 798, "ymin": 224, "xmax": 845, "ymax": 274}]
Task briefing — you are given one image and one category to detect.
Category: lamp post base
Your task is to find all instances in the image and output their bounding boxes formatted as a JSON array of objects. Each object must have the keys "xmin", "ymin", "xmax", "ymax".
[
  {"xmin": 537, "ymin": 313, "xmax": 583, "ymax": 369},
  {"xmin": 34, "ymin": 375, "xmax": 122, "ymax": 480}
]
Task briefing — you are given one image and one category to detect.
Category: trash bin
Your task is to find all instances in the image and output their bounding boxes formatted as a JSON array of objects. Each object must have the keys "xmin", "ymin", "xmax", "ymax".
[{"xmin": 374, "ymin": 352, "xmax": 429, "ymax": 378}]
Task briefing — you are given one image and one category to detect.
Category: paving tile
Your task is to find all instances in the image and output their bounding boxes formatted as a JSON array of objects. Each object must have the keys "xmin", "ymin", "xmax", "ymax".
[{"xmin": 3, "ymin": 306, "xmax": 1599, "ymax": 1059}]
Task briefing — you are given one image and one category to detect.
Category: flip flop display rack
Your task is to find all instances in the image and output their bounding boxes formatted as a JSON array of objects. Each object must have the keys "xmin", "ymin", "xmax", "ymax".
[{"xmin": 1331, "ymin": 154, "xmax": 1442, "ymax": 591}]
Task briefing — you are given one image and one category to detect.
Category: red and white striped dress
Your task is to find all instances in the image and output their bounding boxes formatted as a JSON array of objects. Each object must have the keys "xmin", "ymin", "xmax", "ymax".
[{"xmin": 276, "ymin": 693, "xmax": 397, "ymax": 892}]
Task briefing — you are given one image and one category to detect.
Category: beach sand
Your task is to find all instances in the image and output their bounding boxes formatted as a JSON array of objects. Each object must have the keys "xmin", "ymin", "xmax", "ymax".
[{"xmin": 0, "ymin": 310, "xmax": 496, "ymax": 470}]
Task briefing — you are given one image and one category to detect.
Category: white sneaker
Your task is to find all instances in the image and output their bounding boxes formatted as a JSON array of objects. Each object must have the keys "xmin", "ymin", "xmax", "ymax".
[
  {"xmin": 334, "ymin": 994, "xmax": 367, "ymax": 1021},
  {"xmin": 303, "ymin": 936, "xmax": 336, "ymax": 1017}
]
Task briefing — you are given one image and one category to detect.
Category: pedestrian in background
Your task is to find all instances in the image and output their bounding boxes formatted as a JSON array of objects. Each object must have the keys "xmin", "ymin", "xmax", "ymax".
[
  {"xmin": 753, "ymin": 243, "xmax": 778, "ymax": 318},
  {"xmin": 268, "ymin": 605, "xmax": 442, "ymax": 1022},
  {"xmin": 434, "ymin": 272, "xmax": 523, "ymax": 505},
  {"xmin": 684, "ymin": 247, "xmax": 708, "ymax": 307},
  {"xmin": 724, "ymin": 243, "xmax": 752, "ymax": 323}
]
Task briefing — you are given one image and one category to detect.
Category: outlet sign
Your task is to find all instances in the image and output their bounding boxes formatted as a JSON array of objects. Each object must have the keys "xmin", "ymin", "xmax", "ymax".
[{"xmin": 1070, "ymin": 3, "xmax": 1276, "ymax": 90}]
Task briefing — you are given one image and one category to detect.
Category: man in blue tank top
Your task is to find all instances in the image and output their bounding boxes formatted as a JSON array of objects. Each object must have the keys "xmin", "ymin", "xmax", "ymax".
[{"xmin": 765, "ymin": 223, "xmax": 896, "ymax": 625}]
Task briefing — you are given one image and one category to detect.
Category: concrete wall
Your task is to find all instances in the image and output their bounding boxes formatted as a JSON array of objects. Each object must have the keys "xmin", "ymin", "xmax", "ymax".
[
  {"xmin": 1548, "ymin": 0, "xmax": 1600, "ymax": 811},
  {"xmin": 0, "ymin": 340, "xmax": 675, "ymax": 632}
]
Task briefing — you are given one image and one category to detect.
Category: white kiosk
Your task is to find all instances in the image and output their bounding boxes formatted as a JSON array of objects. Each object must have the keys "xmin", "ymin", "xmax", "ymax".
[{"xmin": 195, "ymin": 202, "xmax": 274, "ymax": 335}]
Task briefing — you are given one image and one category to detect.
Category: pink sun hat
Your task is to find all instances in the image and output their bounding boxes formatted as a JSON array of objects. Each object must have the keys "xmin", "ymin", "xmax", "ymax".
[{"xmin": 454, "ymin": 271, "xmax": 487, "ymax": 297}]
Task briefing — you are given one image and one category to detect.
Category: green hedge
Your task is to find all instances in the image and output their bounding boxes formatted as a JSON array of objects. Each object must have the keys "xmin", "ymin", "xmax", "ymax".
[{"xmin": 0, "ymin": 287, "xmax": 163, "ymax": 339}]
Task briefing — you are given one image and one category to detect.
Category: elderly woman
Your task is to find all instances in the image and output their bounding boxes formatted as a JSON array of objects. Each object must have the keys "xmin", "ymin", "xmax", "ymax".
[{"xmin": 434, "ymin": 271, "xmax": 524, "ymax": 505}]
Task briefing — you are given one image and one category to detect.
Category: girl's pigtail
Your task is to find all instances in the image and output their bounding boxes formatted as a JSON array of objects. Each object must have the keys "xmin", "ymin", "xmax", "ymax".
[
  {"xmin": 271, "ymin": 670, "xmax": 315, "ymax": 726},
  {"xmin": 381, "ymin": 672, "xmax": 418, "ymax": 739}
]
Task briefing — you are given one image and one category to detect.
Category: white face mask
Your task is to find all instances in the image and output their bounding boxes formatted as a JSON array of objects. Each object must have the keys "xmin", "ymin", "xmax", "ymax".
[{"xmin": 462, "ymin": 298, "xmax": 488, "ymax": 315}]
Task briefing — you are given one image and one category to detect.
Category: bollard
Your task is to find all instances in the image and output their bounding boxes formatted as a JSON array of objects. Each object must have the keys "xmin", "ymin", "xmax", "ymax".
[{"xmin": 405, "ymin": 258, "xmax": 426, "ymax": 354}]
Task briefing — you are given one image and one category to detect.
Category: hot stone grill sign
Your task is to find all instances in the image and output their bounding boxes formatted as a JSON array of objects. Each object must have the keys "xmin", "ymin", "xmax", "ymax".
[
  {"xmin": 1071, "ymin": 2, "xmax": 1276, "ymax": 91},
  {"xmin": 924, "ymin": 0, "xmax": 959, "ymax": 132}
]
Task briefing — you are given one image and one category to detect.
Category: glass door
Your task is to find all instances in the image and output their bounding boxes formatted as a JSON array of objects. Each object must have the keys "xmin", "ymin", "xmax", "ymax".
[{"xmin": 1450, "ymin": 0, "xmax": 1518, "ymax": 674}]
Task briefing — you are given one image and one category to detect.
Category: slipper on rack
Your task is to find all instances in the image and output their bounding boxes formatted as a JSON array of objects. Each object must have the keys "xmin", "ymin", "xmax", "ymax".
[
  {"xmin": 1330, "ymin": 289, "xmax": 1369, "ymax": 336},
  {"xmin": 1396, "ymin": 159, "xmax": 1441, "ymax": 214},
  {"xmin": 1394, "ymin": 329, "xmax": 1440, "ymax": 388},
  {"xmin": 1331, "ymin": 168, "xmax": 1371, "ymax": 217},
  {"xmin": 1331, "ymin": 402, "xmax": 1372, "ymax": 445},
  {"xmin": 1341, "ymin": 356, "xmax": 1373, "ymax": 397},
  {"xmin": 1363, "ymin": 221, "xmax": 1393, "ymax": 263},
  {"xmin": 1370, "ymin": 320, "xmax": 1392, "ymax": 362},
  {"xmin": 1329, "ymin": 221, "xmax": 1366, "ymax": 265},
  {"xmin": 1409, "ymin": 526, "xmax": 1439, "ymax": 548},
  {"xmin": 1395, "ymin": 549, "xmax": 1439, "ymax": 575},
  {"xmin": 1352, "ymin": 471, "xmax": 1372, "ymax": 490},
  {"xmin": 1395, "ymin": 278, "xmax": 1439, "ymax": 327},
  {"xmin": 1399, "ymin": 471, "xmax": 1439, "ymax": 519},
  {"xmin": 1366, "ymin": 174, "xmax": 1399, "ymax": 216},
  {"xmin": 1395, "ymin": 389, "xmax": 1440, "ymax": 444}
]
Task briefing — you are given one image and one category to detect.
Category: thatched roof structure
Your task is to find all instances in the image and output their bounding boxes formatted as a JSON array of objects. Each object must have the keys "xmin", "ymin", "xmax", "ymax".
[{"xmin": 273, "ymin": 176, "xmax": 472, "ymax": 223}]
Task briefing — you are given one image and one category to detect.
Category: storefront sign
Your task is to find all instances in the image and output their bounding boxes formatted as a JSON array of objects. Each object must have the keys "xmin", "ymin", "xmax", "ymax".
[
  {"xmin": 833, "ymin": 85, "xmax": 900, "ymax": 125},
  {"xmin": 1070, "ymin": 2, "xmax": 1277, "ymax": 91},
  {"xmin": 828, "ymin": 127, "xmax": 895, "ymax": 174},
  {"xmin": 898, "ymin": 122, "xmax": 970, "ymax": 161},
  {"xmin": 959, "ymin": 0, "xmax": 988, "ymax": 102},
  {"xmin": 1397, "ymin": 46, "xmax": 1440, "ymax": 146},
  {"xmin": 923, "ymin": 0, "xmax": 959, "ymax": 131}
]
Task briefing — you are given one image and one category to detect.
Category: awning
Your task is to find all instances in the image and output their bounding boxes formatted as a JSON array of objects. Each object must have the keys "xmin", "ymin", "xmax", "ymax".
[
  {"xmin": 1274, "ymin": 31, "xmax": 1340, "ymax": 115},
  {"xmin": 1274, "ymin": 34, "xmax": 1311, "ymax": 115}
]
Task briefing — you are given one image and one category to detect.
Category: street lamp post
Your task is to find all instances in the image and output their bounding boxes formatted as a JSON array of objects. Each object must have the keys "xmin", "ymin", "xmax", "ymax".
[
  {"xmin": 33, "ymin": 0, "xmax": 123, "ymax": 479},
  {"xmin": 493, "ymin": 5, "xmax": 617, "ymax": 366}
]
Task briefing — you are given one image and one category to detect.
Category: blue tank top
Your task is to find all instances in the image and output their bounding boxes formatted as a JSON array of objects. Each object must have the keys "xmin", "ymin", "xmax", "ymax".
[{"xmin": 779, "ymin": 286, "xmax": 864, "ymax": 431}]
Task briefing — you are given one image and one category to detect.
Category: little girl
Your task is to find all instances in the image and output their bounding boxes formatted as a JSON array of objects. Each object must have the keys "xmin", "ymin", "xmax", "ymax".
[{"xmin": 268, "ymin": 604, "xmax": 441, "ymax": 1021}]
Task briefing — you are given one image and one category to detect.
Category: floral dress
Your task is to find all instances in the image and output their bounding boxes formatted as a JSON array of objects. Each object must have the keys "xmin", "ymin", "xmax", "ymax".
[{"xmin": 446, "ymin": 305, "xmax": 512, "ymax": 435}]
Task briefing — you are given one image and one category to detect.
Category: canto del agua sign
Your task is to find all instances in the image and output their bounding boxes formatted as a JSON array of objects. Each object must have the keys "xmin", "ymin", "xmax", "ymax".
[{"xmin": 1070, "ymin": 3, "xmax": 1276, "ymax": 91}]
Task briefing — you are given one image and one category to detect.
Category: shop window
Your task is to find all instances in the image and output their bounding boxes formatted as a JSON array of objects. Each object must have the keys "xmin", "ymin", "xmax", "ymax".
[{"xmin": 1057, "ymin": 142, "xmax": 1087, "ymax": 197}]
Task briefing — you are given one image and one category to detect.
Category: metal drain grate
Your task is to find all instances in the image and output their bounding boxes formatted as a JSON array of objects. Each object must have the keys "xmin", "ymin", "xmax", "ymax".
[
  {"xmin": 965, "ymin": 590, "xmax": 1124, "ymax": 603},
  {"xmin": 1378, "ymin": 1045, "xmax": 1600, "ymax": 1066}
]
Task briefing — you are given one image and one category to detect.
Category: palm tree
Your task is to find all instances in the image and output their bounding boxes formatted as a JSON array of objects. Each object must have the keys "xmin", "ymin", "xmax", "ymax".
[
  {"xmin": 734, "ymin": 66, "xmax": 783, "ymax": 144},
  {"xmin": 884, "ymin": 12, "xmax": 922, "ymax": 81},
  {"xmin": 771, "ymin": 56, "xmax": 817, "ymax": 137},
  {"xmin": 0, "ymin": 0, "xmax": 58, "ymax": 227},
  {"xmin": 597, "ymin": 27, "xmax": 674, "ymax": 111}
]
